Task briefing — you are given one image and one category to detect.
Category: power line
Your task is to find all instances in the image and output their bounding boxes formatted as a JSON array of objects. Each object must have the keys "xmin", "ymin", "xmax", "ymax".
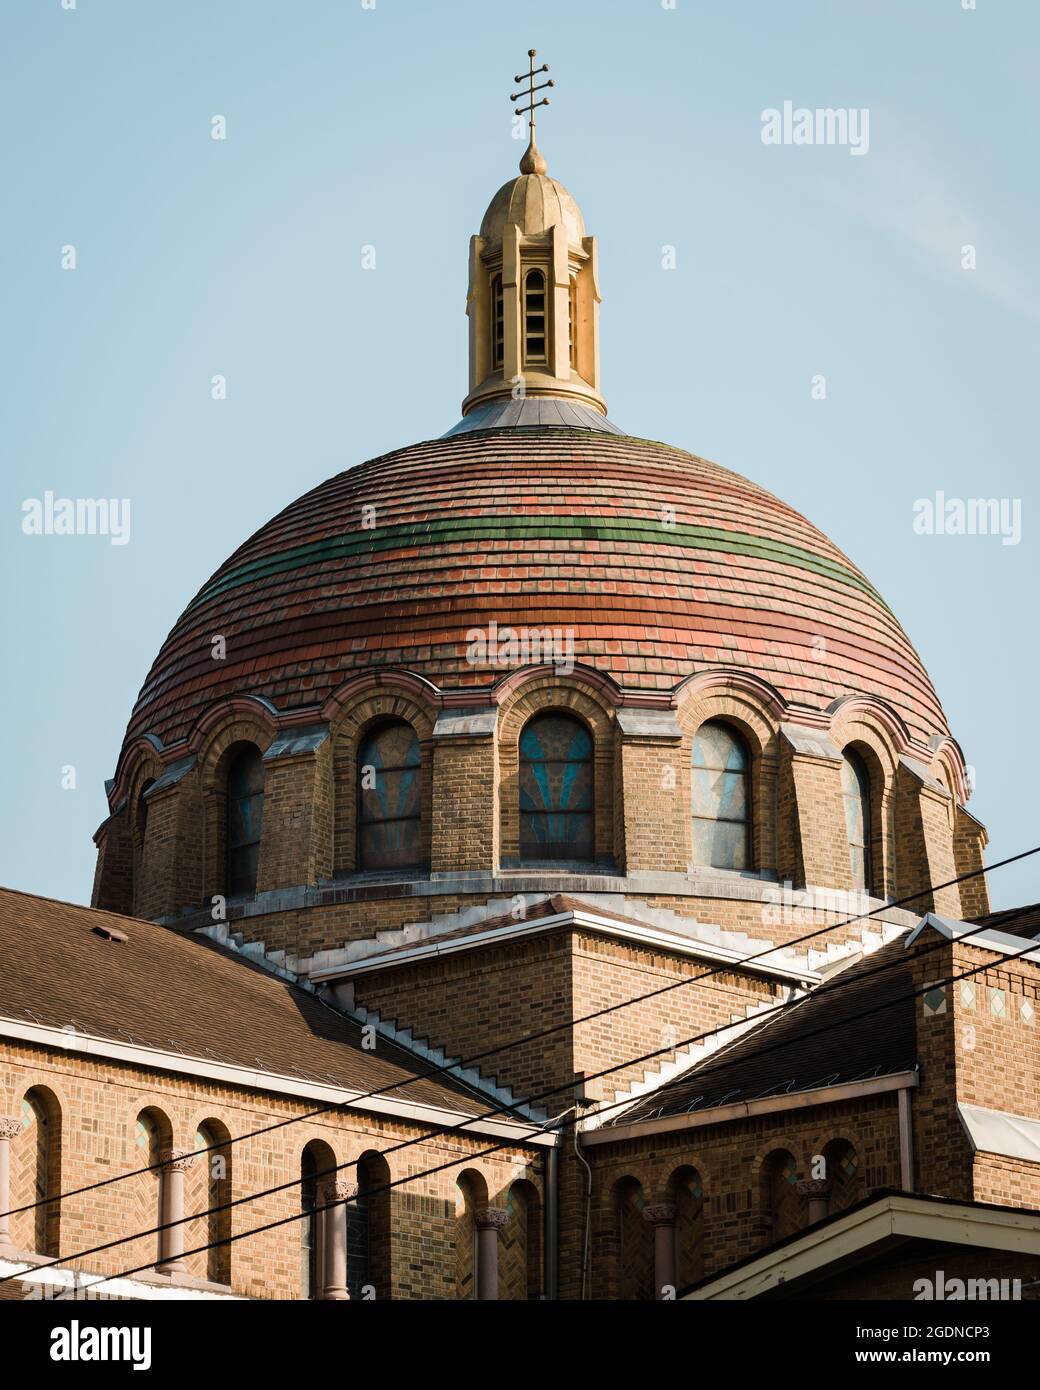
[
  {"xmin": 9, "ymin": 899, "xmax": 1037, "ymax": 1290},
  {"xmin": 5, "ymin": 845, "xmax": 1031, "ymax": 1224}
]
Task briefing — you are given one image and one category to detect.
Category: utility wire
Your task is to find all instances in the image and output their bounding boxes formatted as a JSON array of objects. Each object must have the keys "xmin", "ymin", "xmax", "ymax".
[
  {"xmin": 9, "ymin": 898, "xmax": 1037, "ymax": 1289},
  {"xmin": 5, "ymin": 845, "xmax": 1032, "ymax": 1223}
]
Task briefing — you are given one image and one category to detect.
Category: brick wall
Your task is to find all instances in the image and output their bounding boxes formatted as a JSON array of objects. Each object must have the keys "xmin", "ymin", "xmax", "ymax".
[{"xmin": 0, "ymin": 1040, "xmax": 541, "ymax": 1301}]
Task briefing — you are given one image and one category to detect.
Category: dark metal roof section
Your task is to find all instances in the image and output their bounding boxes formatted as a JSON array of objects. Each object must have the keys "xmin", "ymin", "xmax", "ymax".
[{"xmin": 443, "ymin": 397, "xmax": 625, "ymax": 437}]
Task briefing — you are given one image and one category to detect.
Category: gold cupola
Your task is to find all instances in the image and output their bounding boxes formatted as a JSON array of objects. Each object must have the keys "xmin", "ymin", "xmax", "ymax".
[{"xmin": 461, "ymin": 51, "xmax": 606, "ymax": 420}]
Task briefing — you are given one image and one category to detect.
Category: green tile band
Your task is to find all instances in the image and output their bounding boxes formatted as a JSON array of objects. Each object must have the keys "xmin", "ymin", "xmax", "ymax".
[{"xmin": 186, "ymin": 515, "xmax": 887, "ymax": 614}]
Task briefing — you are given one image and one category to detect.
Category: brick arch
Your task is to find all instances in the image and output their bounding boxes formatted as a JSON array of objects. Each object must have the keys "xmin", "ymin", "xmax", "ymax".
[
  {"xmin": 834, "ymin": 733, "xmax": 892, "ymax": 900},
  {"xmin": 676, "ymin": 686, "xmax": 781, "ymax": 875},
  {"xmin": 185, "ymin": 1115, "xmax": 233, "ymax": 1286},
  {"xmin": 126, "ymin": 752, "xmax": 164, "ymax": 855},
  {"xmin": 299, "ymin": 1136, "xmax": 339, "ymax": 1301},
  {"xmin": 829, "ymin": 706, "xmax": 901, "ymax": 899},
  {"xmin": 330, "ymin": 688, "xmax": 436, "ymax": 874},
  {"xmin": 756, "ymin": 1145, "xmax": 807, "ymax": 1246},
  {"xmin": 928, "ymin": 735, "xmax": 972, "ymax": 806},
  {"xmin": 196, "ymin": 717, "xmax": 274, "ymax": 900},
  {"xmin": 355, "ymin": 1148, "xmax": 392, "ymax": 1301},
  {"xmin": 125, "ymin": 752, "xmax": 165, "ymax": 916},
  {"xmin": 11, "ymin": 1084, "xmax": 63, "ymax": 1256},
  {"xmin": 126, "ymin": 1104, "xmax": 173, "ymax": 1275},
  {"xmin": 664, "ymin": 1162, "xmax": 706, "ymax": 1290},
  {"xmin": 498, "ymin": 675, "xmax": 616, "ymax": 866},
  {"xmin": 455, "ymin": 1167, "xmax": 489, "ymax": 1300},
  {"xmin": 500, "ymin": 1177, "xmax": 542, "ymax": 1301},
  {"xmin": 817, "ymin": 1135, "xmax": 862, "ymax": 1216},
  {"xmin": 608, "ymin": 1173, "xmax": 654, "ymax": 1301}
]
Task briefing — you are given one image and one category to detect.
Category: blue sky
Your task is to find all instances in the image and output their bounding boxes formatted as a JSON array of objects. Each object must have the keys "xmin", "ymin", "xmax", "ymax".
[{"xmin": 2, "ymin": 0, "xmax": 1037, "ymax": 908}]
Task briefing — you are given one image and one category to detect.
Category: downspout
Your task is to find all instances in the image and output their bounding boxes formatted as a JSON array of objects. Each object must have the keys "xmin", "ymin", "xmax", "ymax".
[
  {"xmin": 574, "ymin": 1121, "xmax": 594, "ymax": 1300},
  {"xmin": 898, "ymin": 1085, "xmax": 915, "ymax": 1191},
  {"xmin": 544, "ymin": 1142, "xmax": 558, "ymax": 1301}
]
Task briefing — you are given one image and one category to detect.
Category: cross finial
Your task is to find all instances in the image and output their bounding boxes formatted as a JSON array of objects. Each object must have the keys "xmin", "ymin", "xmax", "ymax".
[{"xmin": 510, "ymin": 48, "xmax": 553, "ymax": 176}]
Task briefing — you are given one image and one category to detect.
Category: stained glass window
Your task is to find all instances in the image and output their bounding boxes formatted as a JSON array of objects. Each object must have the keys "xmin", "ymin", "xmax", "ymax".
[
  {"xmin": 358, "ymin": 721, "xmax": 423, "ymax": 871},
  {"xmin": 227, "ymin": 746, "xmax": 264, "ymax": 897},
  {"xmin": 519, "ymin": 713, "xmax": 594, "ymax": 862},
  {"xmin": 691, "ymin": 721, "xmax": 749, "ymax": 870},
  {"xmin": 841, "ymin": 749, "xmax": 872, "ymax": 892}
]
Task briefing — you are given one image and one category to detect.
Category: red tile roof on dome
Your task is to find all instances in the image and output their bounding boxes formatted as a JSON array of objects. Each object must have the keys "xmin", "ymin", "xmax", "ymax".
[{"xmin": 121, "ymin": 430, "xmax": 949, "ymax": 757}]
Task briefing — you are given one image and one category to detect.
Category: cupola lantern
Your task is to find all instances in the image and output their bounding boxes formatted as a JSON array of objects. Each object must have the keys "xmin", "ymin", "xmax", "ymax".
[{"xmin": 461, "ymin": 50, "xmax": 607, "ymax": 419}]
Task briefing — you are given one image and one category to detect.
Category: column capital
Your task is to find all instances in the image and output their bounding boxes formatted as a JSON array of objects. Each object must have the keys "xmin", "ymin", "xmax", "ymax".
[
  {"xmin": 475, "ymin": 1206, "xmax": 509, "ymax": 1233},
  {"xmin": 159, "ymin": 1148, "xmax": 195, "ymax": 1172},
  {"xmin": 643, "ymin": 1202, "xmax": 678, "ymax": 1227},
  {"xmin": 795, "ymin": 1178, "xmax": 831, "ymax": 1198},
  {"xmin": 321, "ymin": 1178, "xmax": 359, "ymax": 1205},
  {"xmin": 0, "ymin": 1118, "xmax": 22, "ymax": 1141}
]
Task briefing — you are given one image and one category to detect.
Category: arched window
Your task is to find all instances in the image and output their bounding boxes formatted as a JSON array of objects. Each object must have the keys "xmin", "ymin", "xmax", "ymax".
[
  {"xmin": 354, "ymin": 1151, "xmax": 391, "ymax": 1300},
  {"xmin": 613, "ymin": 1177, "xmax": 653, "ymax": 1301},
  {"xmin": 761, "ymin": 1148, "xmax": 803, "ymax": 1242},
  {"xmin": 455, "ymin": 1170, "xmax": 487, "ymax": 1300},
  {"xmin": 841, "ymin": 749, "xmax": 872, "ymax": 892},
  {"xmin": 568, "ymin": 276, "xmax": 578, "ymax": 370},
  {"xmin": 357, "ymin": 721, "xmax": 423, "ymax": 871},
  {"xmin": 691, "ymin": 721, "xmax": 750, "ymax": 870},
  {"xmin": 134, "ymin": 1108, "xmax": 167, "ymax": 1268},
  {"xmin": 19, "ymin": 1090, "xmax": 60, "ymax": 1255},
  {"xmin": 226, "ymin": 746, "xmax": 264, "ymax": 897},
  {"xmin": 522, "ymin": 268, "xmax": 547, "ymax": 364},
  {"xmin": 519, "ymin": 713, "xmax": 594, "ymax": 862},
  {"xmin": 194, "ymin": 1121, "xmax": 231, "ymax": 1285},
  {"xmin": 669, "ymin": 1165, "xmax": 705, "ymax": 1288},
  {"xmin": 134, "ymin": 778, "xmax": 155, "ymax": 914},
  {"xmin": 822, "ymin": 1139, "xmax": 860, "ymax": 1216},
  {"xmin": 501, "ymin": 1180, "xmax": 542, "ymax": 1300},
  {"xmin": 300, "ymin": 1145, "xmax": 320, "ymax": 1299},
  {"xmin": 136, "ymin": 778, "xmax": 155, "ymax": 849},
  {"xmin": 491, "ymin": 273, "xmax": 504, "ymax": 370},
  {"xmin": 346, "ymin": 1163, "xmax": 370, "ymax": 1300}
]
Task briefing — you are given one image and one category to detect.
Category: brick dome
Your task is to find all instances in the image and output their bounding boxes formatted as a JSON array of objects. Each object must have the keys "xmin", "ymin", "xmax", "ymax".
[{"xmin": 123, "ymin": 429, "xmax": 948, "ymax": 754}]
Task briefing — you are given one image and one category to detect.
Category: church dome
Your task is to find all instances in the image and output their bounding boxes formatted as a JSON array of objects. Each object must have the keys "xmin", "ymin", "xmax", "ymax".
[
  {"xmin": 122, "ymin": 428, "xmax": 949, "ymax": 753},
  {"xmin": 479, "ymin": 171, "xmax": 586, "ymax": 247}
]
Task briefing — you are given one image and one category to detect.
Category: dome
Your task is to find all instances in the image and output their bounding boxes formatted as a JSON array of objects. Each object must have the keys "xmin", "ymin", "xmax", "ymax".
[
  {"xmin": 479, "ymin": 172, "xmax": 586, "ymax": 247},
  {"xmin": 122, "ymin": 429, "xmax": 949, "ymax": 753}
]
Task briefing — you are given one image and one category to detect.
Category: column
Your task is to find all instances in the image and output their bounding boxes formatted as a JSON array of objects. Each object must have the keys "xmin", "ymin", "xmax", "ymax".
[
  {"xmin": 643, "ymin": 1203, "xmax": 678, "ymax": 1298},
  {"xmin": 797, "ymin": 1178, "xmax": 832, "ymax": 1226},
  {"xmin": 475, "ymin": 1207, "xmax": 508, "ymax": 1301},
  {"xmin": 157, "ymin": 1149, "xmax": 195, "ymax": 1275},
  {"xmin": 0, "ymin": 1117, "xmax": 22, "ymax": 1251},
  {"xmin": 321, "ymin": 1179, "xmax": 358, "ymax": 1301}
]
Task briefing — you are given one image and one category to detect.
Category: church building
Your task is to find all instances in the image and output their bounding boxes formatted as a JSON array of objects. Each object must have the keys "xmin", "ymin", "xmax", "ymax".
[{"xmin": 2, "ymin": 59, "xmax": 1039, "ymax": 1303}]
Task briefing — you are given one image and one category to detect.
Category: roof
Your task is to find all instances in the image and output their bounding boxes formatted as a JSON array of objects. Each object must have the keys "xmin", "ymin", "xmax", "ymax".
[
  {"xmin": 0, "ymin": 886, "xmax": 501, "ymax": 1122},
  {"xmin": 308, "ymin": 893, "xmax": 818, "ymax": 987},
  {"xmin": 970, "ymin": 902, "xmax": 1040, "ymax": 940},
  {"xmin": 120, "ymin": 429, "xmax": 948, "ymax": 761},
  {"xmin": 610, "ymin": 934, "xmax": 917, "ymax": 1126},
  {"xmin": 680, "ymin": 1190, "xmax": 1040, "ymax": 1300},
  {"xmin": 443, "ymin": 400, "xmax": 624, "ymax": 436},
  {"xmin": 479, "ymin": 170, "xmax": 586, "ymax": 244}
]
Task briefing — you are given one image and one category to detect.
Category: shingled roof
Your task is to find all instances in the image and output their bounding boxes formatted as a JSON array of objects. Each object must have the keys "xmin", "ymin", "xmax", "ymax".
[
  {"xmin": 611, "ymin": 934, "xmax": 917, "ymax": 1126},
  {"xmin": 119, "ymin": 430, "xmax": 948, "ymax": 765},
  {"xmin": 0, "ymin": 886, "xmax": 496, "ymax": 1120},
  {"xmin": 970, "ymin": 902, "xmax": 1040, "ymax": 941}
]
